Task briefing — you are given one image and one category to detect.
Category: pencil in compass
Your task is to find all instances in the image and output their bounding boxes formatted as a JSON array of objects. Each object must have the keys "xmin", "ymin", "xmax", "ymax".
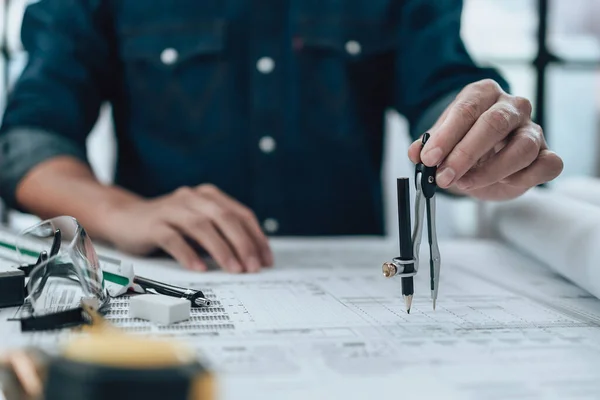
[{"xmin": 397, "ymin": 178, "xmax": 415, "ymax": 313}]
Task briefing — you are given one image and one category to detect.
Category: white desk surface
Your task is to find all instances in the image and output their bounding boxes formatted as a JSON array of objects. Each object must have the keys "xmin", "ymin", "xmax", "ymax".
[{"xmin": 2, "ymin": 237, "xmax": 600, "ymax": 400}]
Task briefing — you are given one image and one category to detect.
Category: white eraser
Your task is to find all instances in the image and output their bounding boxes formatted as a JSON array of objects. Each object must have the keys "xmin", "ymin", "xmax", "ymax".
[{"xmin": 129, "ymin": 294, "xmax": 190, "ymax": 325}]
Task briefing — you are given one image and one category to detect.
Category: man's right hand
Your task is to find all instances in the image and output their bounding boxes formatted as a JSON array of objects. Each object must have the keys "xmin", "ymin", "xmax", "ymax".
[{"xmin": 103, "ymin": 184, "xmax": 273, "ymax": 273}]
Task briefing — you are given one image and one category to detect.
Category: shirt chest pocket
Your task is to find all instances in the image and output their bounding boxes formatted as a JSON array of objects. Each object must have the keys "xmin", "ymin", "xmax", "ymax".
[
  {"xmin": 293, "ymin": 18, "xmax": 397, "ymax": 145},
  {"xmin": 117, "ymin": 20, "xmax": 232, "ymax": 148}
]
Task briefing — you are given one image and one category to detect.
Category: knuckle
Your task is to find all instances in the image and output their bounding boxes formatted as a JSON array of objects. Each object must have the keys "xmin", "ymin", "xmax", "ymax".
[
  {"xmin": 468, "ymin": 79, "xmax": 501, "ymax": 96},
  {"xmin": 173, "ymin": 186, "xmax": 195, "ymax": 201},
  {"xmin": 477, "ymin": 79, "xmax": 502, "ymax": 94},
  {"xmin": 515, "ymin": 134, "xmax": 540, "ymax": 161},
  {"xmin": 513, "ymin": 96, "xmax": 533, "ymax": 117},
  {"xmin": 530, "ymin": 122, "xmax": 544, "ymax": 137},
  {"xmin": 483, "ymin": 106, "xmax": 516, "ymax": 135},
  {"xmin": 454, "ymin": 100, "xmax": 480, "ymax": 126},
  {"xmin": 452, "ymin": 145, "xmax": 478, "ymax": 166},
  {"xmin": 197, "ymin": 183, "xmax": 218, "ymax": 196}
]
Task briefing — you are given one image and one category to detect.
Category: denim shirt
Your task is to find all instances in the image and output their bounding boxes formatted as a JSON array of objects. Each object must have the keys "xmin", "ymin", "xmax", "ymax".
[{"xmin": 0, "ymin": 0, "xmax": 507, "ymax": 236}]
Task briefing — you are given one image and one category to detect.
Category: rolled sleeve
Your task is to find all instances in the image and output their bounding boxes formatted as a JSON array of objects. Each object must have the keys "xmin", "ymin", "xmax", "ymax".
[
  {"xmin": 0, "ymin": 128, "xmax": 89, "ymax": 209},
  {"xmin": 0, "ymin": 0, "xmax": 112, "ymax": 208}
]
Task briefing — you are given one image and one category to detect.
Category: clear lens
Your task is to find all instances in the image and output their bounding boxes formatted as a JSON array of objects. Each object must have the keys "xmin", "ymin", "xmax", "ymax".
[{"xmin": 15, "ymin": 216, "xmax": 109, "ymax": 316}]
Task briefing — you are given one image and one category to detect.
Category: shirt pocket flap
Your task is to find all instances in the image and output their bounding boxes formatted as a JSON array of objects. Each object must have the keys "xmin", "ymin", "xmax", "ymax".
[
  {"xmin": 119, "ymin": 19, "xmax": 227, "ymax": 66},
  {"xmin": 296, "ymin": 19, "xmax": 396, "ymax": 58}
]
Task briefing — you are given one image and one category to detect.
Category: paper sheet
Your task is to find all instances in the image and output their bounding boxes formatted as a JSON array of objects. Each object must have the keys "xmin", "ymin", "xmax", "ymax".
[{"xmin": 1, "ymin": 238, "xmax": 600, "ymax": 400}]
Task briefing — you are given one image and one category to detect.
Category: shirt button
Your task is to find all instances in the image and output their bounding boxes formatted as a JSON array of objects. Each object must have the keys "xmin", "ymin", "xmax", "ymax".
[
  {"xmin": 256, "ymin": 57, "xmax": 275, "ymax": 74},
  {"xmin": 160, "ymin": 48, "xmax": 178, "ymax": 65},
  {"xmin": 263, "ymin": 218, "xmax": 279, "ymax": 234},
  {"xmin": 258, "ymin": 136, "xmax": 276, "ymax": 154},
  {"xmin": 345, "ymin": 40, "xmax": 361, "ymax": 56}
]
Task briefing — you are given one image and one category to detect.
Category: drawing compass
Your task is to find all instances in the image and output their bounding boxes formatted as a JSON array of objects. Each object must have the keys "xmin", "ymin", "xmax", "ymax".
[{"xmin": 382, "ymin": 132, "xmax": 441, "ymax": 312}]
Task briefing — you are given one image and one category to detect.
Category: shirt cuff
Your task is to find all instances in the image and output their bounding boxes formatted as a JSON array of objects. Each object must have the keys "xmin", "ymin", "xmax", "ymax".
[{"xmin": 0, "ymin": 128, "xmax": 88, "ymax": 209}]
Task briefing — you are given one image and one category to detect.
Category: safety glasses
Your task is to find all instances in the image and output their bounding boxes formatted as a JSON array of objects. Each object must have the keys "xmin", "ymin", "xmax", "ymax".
[{"xmin": 14, "ymin": 216, "xmax": 110, "ymax": 331}]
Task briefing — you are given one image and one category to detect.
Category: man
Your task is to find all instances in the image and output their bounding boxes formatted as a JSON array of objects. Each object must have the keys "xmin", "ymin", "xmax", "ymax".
[{"xmin": 0, "ymin": 0, "xmax": 563, "ymax": 273}]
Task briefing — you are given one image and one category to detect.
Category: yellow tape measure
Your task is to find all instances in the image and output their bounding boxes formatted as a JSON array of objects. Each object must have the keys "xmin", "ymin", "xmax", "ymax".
[{"xmin": 1, "ymin": 305, "xmax": 215, "ymax": 400}]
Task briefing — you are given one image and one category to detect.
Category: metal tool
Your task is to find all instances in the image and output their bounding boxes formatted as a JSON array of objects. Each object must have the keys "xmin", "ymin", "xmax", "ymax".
[
  {"xmin": 133, "ymin": 275, "xmax": 212, "ymax": 308},
  {"xmin": 382, "ymin": 132, "xmax": 441, "ymax": 311}
]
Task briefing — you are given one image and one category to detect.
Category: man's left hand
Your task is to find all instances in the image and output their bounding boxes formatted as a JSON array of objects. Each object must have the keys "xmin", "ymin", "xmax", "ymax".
[{"xmin": 408, "ymin": 79, "xmax": 564, "ymax": 201}]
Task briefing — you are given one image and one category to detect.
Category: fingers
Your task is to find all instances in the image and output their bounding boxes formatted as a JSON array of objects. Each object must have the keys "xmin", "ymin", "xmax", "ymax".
[
  {"xmin": 462, "ymin": 149, "xmax": 562, "ymax": 201},
  {"xmin": 407, "ymin": 79, "xmax": 561, "ymax": 200},
  {"xmin": 170, "ymin": 208, "xmax": 244, "ymax": 274},
  {"xmin": 153, "ymin": 225, "xmax": 207, "ymax": 271},
  {"xmin": 172, "ymin": 184, "xmax": 270, "ymax": 273},
  {"xmin": 408, "ymin": 96, "xmax": 456, "ymax": 164},
  {"xmin": 161, "ymin": 185, "xmax": 264, "ymax": 273},
  {"xmin": 205, "ymin": 209, "xmax": 262, "ymax": 273},
  {"xmin": 500, "ymin": 149, "xmax": 564, "ymax": 188},
  {"xmin": 238, "ymin": 211, "xmax": 274, "ymax": 267},
  {"xmin": 455, "ymin": 124, "xmax": 542, "ymax": 190},
  {"xmin": 198, "ymin": 185, "xmax": 273, "ymax": 268},
  {"xmin": 436, "ymin": 95, "xmax": 530, "ymax": 188},
  {"xmin": 420, "ymin": 80, "xmax": 503, "ymax": 167},
  {"xmin": 408, "ymin": 139, "xmax": 422, "ymax": 164},
  {"xmin": 131, "ymin": 184, "xmax": 270, "ymax": 274}
]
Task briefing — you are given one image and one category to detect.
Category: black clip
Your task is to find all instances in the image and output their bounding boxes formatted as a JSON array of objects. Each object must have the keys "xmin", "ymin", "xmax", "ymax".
[
  {"xmin": 19, "ymin": 306, "xmax": 89, "ymax": 332},
  {"xmin": 415, "ymin": 133, "xmax": 437, "ymax": 199}
]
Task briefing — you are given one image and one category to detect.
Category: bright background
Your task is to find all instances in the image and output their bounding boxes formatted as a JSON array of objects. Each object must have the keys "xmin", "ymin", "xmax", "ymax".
[{"xmin": 0, "ymin": 0, "xmax": 599, "ymax": 237}]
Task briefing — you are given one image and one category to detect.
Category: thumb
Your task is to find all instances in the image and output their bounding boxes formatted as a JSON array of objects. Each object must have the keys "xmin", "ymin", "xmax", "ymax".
[{"xmin": 408, "ymin": 139, "xmax": 422, "ymax": 164}]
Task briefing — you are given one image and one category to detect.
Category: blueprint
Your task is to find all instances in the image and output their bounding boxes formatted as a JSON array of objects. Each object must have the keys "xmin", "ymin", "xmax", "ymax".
[{"xmin": 1, "ymin": 238, "xmax": 600, "ymax": 399}]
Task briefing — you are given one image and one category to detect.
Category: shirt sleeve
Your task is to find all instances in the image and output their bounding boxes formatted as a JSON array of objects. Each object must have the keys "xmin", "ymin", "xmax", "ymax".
[
  {"xmin": 394, "ymin": 0, "xmax": 510, "ymax": 140},
  {"xmin": 0, "ymin": 0, "xmax": 112, "ymax": 209}
]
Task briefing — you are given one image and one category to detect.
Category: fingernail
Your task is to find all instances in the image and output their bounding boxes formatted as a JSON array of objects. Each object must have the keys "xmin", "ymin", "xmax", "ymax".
[
  {"xmin": 436, "ymin": 167, "xmax": 456, "ymax": 188},
  {"xmin": 422, "ymin": 147, "xmax": 443, "ymax": 166},
  {"xmin": 456, "ymin": 177, "xmax": 472, "ymax": 190},
  {"xmin": 247, "ymin": 257, "xmax": 260, "ymax": 273},
  {"xmin": 228, "ymin": 260, "xmax": 242, "ymax": 273}
]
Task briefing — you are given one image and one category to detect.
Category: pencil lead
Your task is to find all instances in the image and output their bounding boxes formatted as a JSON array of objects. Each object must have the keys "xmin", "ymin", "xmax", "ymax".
[
  {"xmin": 432, "ymin": 299, "xmax": 436, "ymax": 311},
  {"xmin": 404, "ymin": 295, "xmax": 413, "ymax": 314}
]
